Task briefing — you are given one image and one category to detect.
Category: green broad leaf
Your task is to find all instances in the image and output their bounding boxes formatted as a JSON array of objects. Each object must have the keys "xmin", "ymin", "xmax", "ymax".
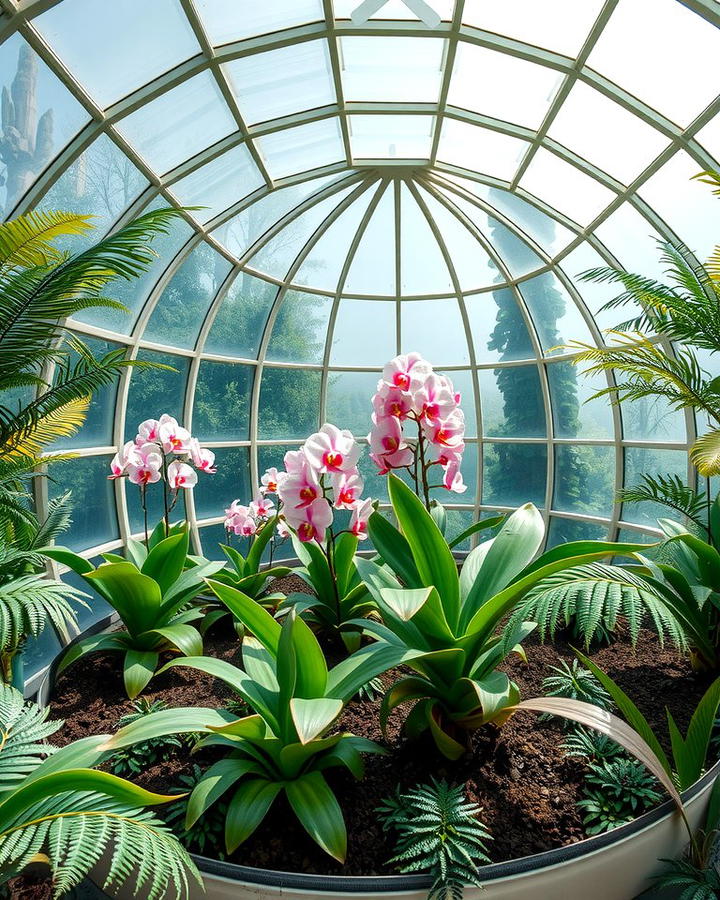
[
  {"xmin": 289, "ymin": 612, "xmax": 328, "ymax": 699},
  {"xmin": 148, "ymin": 519, "xmax": 172, "ymax": 548},
  {"xmin": 0, "ymin": 768, "xmax": 184, "ymax": 827},
  {"xmin": 57, "ymin": 632, "xmax": 127, "ymax": 675},
  {"xmin": 426, "ymin": 702, "xmax": 466, "ymax": 761},
  {"xmin": 466, "ymin": 671, "xmax": 519, "ymax": 723},
  {"xmin": 333, "ymin": 532, "xmax": 359, "ymax": 596},
  {"xmin": 242, "ymin": 638, "xmax": 279, "ymax": 691},
  {"xmin": 290, "ymin": 698, "xmax": 343, "ymax": 744},
  {"xmin": 460, "ymin": 503, "xmax": 545, "ymax": 631},
  {"xmin": 429, "ymin": 501, "xmax": 447, "ymax": 537},
  {"xmin": 208, "ymin": 580, "xmax": 281, "ymax": 655},
  {"xmin": 208, "ymin": 714, "xmax": 267, "ymax": 741},
  {"xmin": 367, "ymin": 511, "xmax": 422, "ymax": 588},
  {"xmin": 525, "ymin": 539, "xmax": 651, "ymax": 577},
  {"xmin": 124, "ymin": 537, "xmax": 148, "ymax": 569},
  {"xmin": 186, "ymin": 758, "xmax": 262, "ymax": 829},
  {"xmin": 354, "ymin": 557, "xmax": 428, "ymax": 649},
  {"xmin": 226, "ymin": 778, "xmax": 282, "ymax": 853},
  {"xmin": 278, "ymin": 735, "xmax": 345, "ymax": 779},
  {"xmin": 291, "ymin": 535, "xmax": 336, "ymax": 606},
  {"xmin": 387, "ymin": 474, "xmax": 460, "ymax": 627},
  {"xmin": 459, "ymin": 540, "xmax": 495, "ymax": 603},
  {"xmin": 285, "ymin": 771, "xmax": 347, "ymax": 862},
  {"xmin": 246, "ymin": 516, "xmax": 279, "ymax": 573},
  {"xmin": 42, "ymin": 546, "xmax": 95, "ymax": 576},
  {"xmin": 84, "ymin": 563, "xmax": 163, "ymax": 636},
  {"xmin": 667, "ymin": 676, "xmax": 720, "ymax": 790},
  {"xmin": 575, "ymin": 651, "xmax": 672, "ymax": 777},
  {"xmin": 315, "ymin": 738, "xmax": 372, "ymax": 779},
  {"xmin": 99, "ymin": 706, "xmax": 234, "ymax": 752},
  {"xmin": 101, "ymin": 552, "xmax": 127, "ymax": 565},
  {"xmin": 379, "ymin": 585, "xmax": 455, "ymax": 645},
  {"xmin": 380, "ymin": 676, "xmax": 434, "ymax": 735},
  {"xmin": 221, "ymin": 544, "xmax": 247, "ymax": 578},
  {"xmin": 711, "ymin": 494, "xmax": 720, "ymax": 552},
  {"xmin": 22, "ymin": 735, "xmax": 109, "ymax": 785},
  {"xmin": 326, "ymin": 642, "xmax": 424, "ymax": 702},
  {"xmin": 145, "ymin": 623, "xmax": 202, "ymax": 657},
  {"xmin": 123, "ymin": 649, "xmax": 159, "ymax": 699},
  {"xmin": 448, "ymin": 515, "xmax": 505, "ymax": 550},
  {"xmin": 277, "ymin": 612, "xmax": 299, "ymax": 740}
]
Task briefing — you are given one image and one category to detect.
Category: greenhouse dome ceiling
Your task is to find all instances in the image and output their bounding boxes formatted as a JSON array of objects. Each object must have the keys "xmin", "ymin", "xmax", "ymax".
[{"xmin": 3, "ymin": 0, "xmax": 720, "ymax": 593}]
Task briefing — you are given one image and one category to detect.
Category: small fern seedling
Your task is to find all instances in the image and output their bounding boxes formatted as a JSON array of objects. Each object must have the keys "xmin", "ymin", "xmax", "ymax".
[
  {"xmin": 110, "ymin": 698, "xmax": 183, "ymax": 777},
  {"xmin": 377, "ymin": 779, "xmax": 492, "ymax": 900},
  {"xmin": 541, "ymin": 658, "xmax": 613, "ymax": 726},
  {"xmin": 163, "ymin": 764, "xmax": 229, "ymax": 859},
  {"xmin": 561, "ymin": 726, "xmax": 625, "ymax": 762},
  {"xmin": 578, "ymin": 758, "xmax": 661, "ymax": 834}
]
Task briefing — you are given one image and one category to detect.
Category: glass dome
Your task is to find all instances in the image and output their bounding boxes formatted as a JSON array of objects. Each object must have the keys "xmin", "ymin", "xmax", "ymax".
[{"xmin": 4, "ymin": 0, "xmax": 718, "ymax": 676}]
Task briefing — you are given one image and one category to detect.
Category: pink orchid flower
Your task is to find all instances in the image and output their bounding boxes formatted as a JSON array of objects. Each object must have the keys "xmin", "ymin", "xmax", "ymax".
[
  {"xmin": 158, "ymin": 416, "xmax": 192, "ymax": 454},
  {"xmin": 188, "ymin": 438, "xmax": 216, "ymax": 474},
  {"xmin": 424, "ymin": 410, "xmax": 465, "ymax": 450},
  {"xmin": 303, "ymin": 423, "xmax": 361, "ymax": 475},
  {"xmin": 414, "ymin": 373, "xmax": 457, "ymax": 424},
  {"xmin": 250, "ymin": 492, "xmax": 275, "ymax": 520},
  {"xmin": 226, "ymin": 509, "xmax": 257, "ymax": 537},
  {"xmin": 283, "ymin": 449, "xmax": 307, "ymax": 474},
  {"xmin": 443, "ymin": 459, "xmax": 467, "ymax": 494},
  {"xmin": 260, "ymin": 467, "xmax": 281, "ymax": 495},
  {"xmin": 373, "ymin": 383, "xmax": 413, "ymax": 420},
  {"xmin": 287, "ymin": 497, "xmax": 333, "ymax": 543},
  {"xmin": 368, "ymin": 416, "xmax": 414, "ymax": 470},
  {"xmin": 382, "ymin": 352, "xmax": 432, "ymax": 393},
  {"xmin": 331, "ymin": 471, "xmax": 364, "ymax": 509},
  {"xmin": 109, "ymin": 441, "xmax": 142, "ymax": 479},
  {"xmin": 276, "ymin": 518, "xmax": 291, "ymax": 539},
  {"xmin": 167, "ymin": 461, "xmax": 198, "ymax": 490},
  {"xmin": 135, "ymin": 418, "xmax": 161, "ymax": 446},
  {"xmin": 349, "ymin": 497, "xmax": 374, "ymax": 539},
  {"xmin": 277, "ymin": 465, "xmax": 321, "ymax": 511}
]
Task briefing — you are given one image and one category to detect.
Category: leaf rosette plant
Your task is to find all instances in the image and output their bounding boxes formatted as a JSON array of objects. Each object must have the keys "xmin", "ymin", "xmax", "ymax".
[
  {"xmin": 46, "ymin": 522, "xmax": 223, "ymax": 698},
  {"xmin": 100, "ymin": 582, "xmax": 419, "ymax": 862},
  {"xmin": 357, "ymin": 473, "xmax": 651, "ymax": 759}
]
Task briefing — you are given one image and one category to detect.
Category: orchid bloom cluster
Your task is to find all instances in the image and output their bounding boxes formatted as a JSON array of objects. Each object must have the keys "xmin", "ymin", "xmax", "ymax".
[
  {"xmin": 369, "ymin": 353, "xmax": 466, "ymax": 504},
  {"xmin": 109, "ymin": 414, "xmax": 217, "ymax": 490},
  {"xmin": 224, "ymin": 425, "xmax": 374, "ymax": 546}
]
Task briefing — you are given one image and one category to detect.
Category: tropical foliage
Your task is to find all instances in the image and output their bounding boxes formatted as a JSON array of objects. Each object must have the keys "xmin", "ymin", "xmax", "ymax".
[
  {"xmin": 0, "ymin": 683, "xmax": 200, "ymax": 898},
  {"xmin": 46, "ymin": 524, "xmax": 223, "ymax": 697}
]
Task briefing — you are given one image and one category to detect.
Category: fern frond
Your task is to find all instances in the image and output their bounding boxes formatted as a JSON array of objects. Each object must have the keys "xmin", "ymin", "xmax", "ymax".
[
  {"xmin": 0, "ymin": 576, "xmax": 86, "ymax": 654},
  {"xmin": 617, "ymin": 474, "xmax": 709, "ymax": 532},
  {"xmin": 0, "ymin": 684, "xmax": 60, "ymax": 793}
]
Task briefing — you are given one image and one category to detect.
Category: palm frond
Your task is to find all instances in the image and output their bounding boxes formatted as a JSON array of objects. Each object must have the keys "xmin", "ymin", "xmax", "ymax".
[
  {"xmin": 0, "ymin": 396, "xmax": 88, "ymax": 461},
  {"xmin": 29, "ymin": 493, "xmax": 72, "ymax": 550},
  {"xmin": 0, "ymin": 211, "xmax": 93, "ymax": 275},
  {"xmin": 0, "ymin": 576, "xmax": 86, "ymax": 654},
  {"xmin": 0, "ymin": 684, "xmax": 60, "ymax": 794},
  {"xmin": 690, "ymin": 427, "xmax": 720, "ymax": 477},
  {"xmin": 617, "ymin": 474, "xmax": 709, "ymax": 532},
  {"xmin": 512, "ymin": 563, "xmax": 687, "ymax": 649}
]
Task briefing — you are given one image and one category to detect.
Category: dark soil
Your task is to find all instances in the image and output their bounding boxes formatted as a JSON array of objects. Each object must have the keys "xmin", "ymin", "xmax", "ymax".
[{"xmin": 45, "ymin": 589, "xmax": 712, "ymax": 877}]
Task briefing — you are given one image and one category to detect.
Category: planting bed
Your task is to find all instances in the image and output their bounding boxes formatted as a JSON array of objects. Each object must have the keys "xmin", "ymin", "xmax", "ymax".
[{"xmin": 43, "ymin": 575, "xmax": 713, "ymax": 879}]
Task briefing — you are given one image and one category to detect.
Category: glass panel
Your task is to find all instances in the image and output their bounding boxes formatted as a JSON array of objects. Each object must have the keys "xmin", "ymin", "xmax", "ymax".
[
  {"xmin": 115, "ymin": 72, "xmax": 237, "ymax": 175},
  {"xmin": 224, "ymin": 41, "xmax": 335, "ymax": 126},
  {"xmin": 449, "ymin": 44, "xmax": 562, "ymax": 129},
  {"xmin": 170, "ymin": 144, "xmax": 264, "ymax": 225},
  {"xmin": 401, "ymin": 298, "xmax": 470, "ymax": 367},
  {"xmin": 437, "ymin": 120, "xmax": 529, "ymax": 181},
  {"xmin": 194, "ymin": 0, "xmax": 324, "ymax": 44},
  {"xmin": 622, "ymin": 395, "xmax": 686, "ymax": 443},
  {"xmin": 546, "ymin": 517, "xmax": 608, "ymax": 548},
  {"xmin": 697, "ymin": 113, "xmax": 720, "ymax": 164},
  {"xmin": 594, "ymin": 203, "xmax": 668, "ymax": 283},
  {"xmin": 72, "ymin": 199, "xmax": 194, "ymax": 333},
  {"xmin": 330, "ymin": 299, "xmax": 396, "ymax": 366},
  {"xmin": 326, "ymin": 371, "xmax": 378, "ymax": 435},
  {"xmin": 452, "ymin": 180, "xmax": 575, "ymax": 258},
  {"xmin": 479, "ymin": 366, "xmax": 546, "ymax": 438},
  {"xmin": 198, "ymin": 523, "xmax": 234, "ymax": 561},
  {"xmin": 357, "ymin": 447, "xmax": 390, "ymax": 503},
  {"xmin": 259, "ymin": 368, "xmax": 321, "ymax": 439},
  {"xmin": 638, "ymin": 150, "xmax": 717, "ymax": 261},
  {"xmin": 483, "ymin": 443, "xmax": 547, "ymax": 508},
  {"xmin": 205, "ymin": 272, "xmax": 277, "ymax": 359},
  {"xmin": 51, "ymin": 337, "xmax": 119, "ymax": 449},
  {"xmin": 143, "ymin": 243, "xmax": 233, "ymax": 349},
  {"xmin": 35, "ymin": 135, "xmax": 148, "ymax": 252},
  {"xmin": 294, "ymin": 187, "xmax": 375, "ymax": 291},
  {"xmin": 520, "ymin": 148, "xmax": 616, "ymax": 225},
  {"xmin": 0, "ymin": 34, "xmax": 90, "ymax": 216},
  {"xmin": 334, "ymin": 0, "xmax": 455, "ymax": 20},
  {"xmin": 344, "ymin": 183, "xmax": 395, "ymax": 295},
  {"xmin": 400, "ymin": 183, "xmax": 453, "ymax": 295},
  {"xmin": 126, "ymin": 474, "xmax": 185, "ymax": 535},
  {"xmin": 256, "ymin": 119, "xmax": 345, "ymax": 180},
  {"xmin": 548, "ymin": 82, "xmax": 668, "ymax": 184},
  {"xmin": 418, "ymin": 188, "xmax": 500, "ymax": 292},
  {"xmin": 462, "ymin": 0, "xmax": 604, "ymax": 57},
  {"xmin": 622, "ymin": 447, "xmax": 689, "ymax": 525},
  {"xmin": 519, "ymin": 272, "xmax": 594, "ymax": 353},
  {"xmin": 24, "ymin": 629, "xmax": 61, "ymax": 681},
  {"xmin": 466, "ymin": 289, "xmax": 536, "ymax": 363},
  {"xmin": 339, "ymin": 37, "xmax": 445, "ymax": 103},
  {"xmin": 47, "ymin": 456, "xmax": 118, "ymax": 550},
  {"xmin": 588, "ymin": 0, "xmax": 720, "ymax": 126},
  {"xmin": 266, "ymin": 291, "xmax": 333, "ymax": 364},
  {"xmin": 124, "ymin": 351, "xmax": 189, "ymax": 441},
  {"xmin": 349, "ymin": 115, "xmax": 434, "ymax": 160},
  {"xmin": 60, "ymin": 561, "xmax": 112, "ymax": 630},
  {"xmin": 445, "ymin": 509, "xmax": 477, "ymax": 553},
  {"xmin": 553, "ymin": 445, "xmax": 615, "ymax": 518},
  {"xmin": 193, "ymin": 362, "xmax": 253, "ymax": 440},
  {"xmin": 34, "ymin": 0, "xmax": 200, "ymax": 107},
  {"xmin": 547, "ymin": 362, "xmax": 614, "ymax": 438},
  {"xmin": 194, "ymin": 447, "xmax": 251, "ymax": 519},
  {"xmin": 211, "ymin": 174, "xmax": 340, "ymax": 258}
]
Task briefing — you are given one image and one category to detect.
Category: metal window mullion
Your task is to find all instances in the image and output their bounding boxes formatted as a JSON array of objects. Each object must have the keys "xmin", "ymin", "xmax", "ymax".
[
  {"xmin": 394, "ymin": 177, "xmax": 402, "ymax": 354},
  {"xmin": 323, "ymin": 0, "xmax": 352, "ymax": 167},
  {"xmin": 428, "ymin": 0, "xmax": 464, "ymax": 167}
]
